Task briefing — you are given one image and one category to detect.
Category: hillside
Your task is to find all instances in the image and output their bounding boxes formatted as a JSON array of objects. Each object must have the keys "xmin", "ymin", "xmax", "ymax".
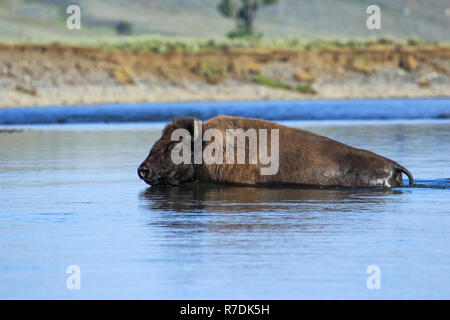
[{"xmin": 1, "ymin": 0, "xmax": 449, "ymax": 41}]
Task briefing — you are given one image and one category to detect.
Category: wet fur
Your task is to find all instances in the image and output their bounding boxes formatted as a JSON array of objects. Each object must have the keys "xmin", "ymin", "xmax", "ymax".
[{"xmin": 138, "ymin": 115, "xmax": 413, "ymax": 188}]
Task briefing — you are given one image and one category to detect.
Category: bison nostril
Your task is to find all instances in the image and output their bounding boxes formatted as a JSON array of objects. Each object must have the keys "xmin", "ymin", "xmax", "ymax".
[{"xmin": 137, "ymin": 166, "xmax": 150, "ymax": 180}]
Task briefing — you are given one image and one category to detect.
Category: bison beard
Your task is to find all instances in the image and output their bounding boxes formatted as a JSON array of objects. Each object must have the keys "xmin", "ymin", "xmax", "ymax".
[{"xmin": 137, "ymin": 115, "xmax": 414, "ymax": 188}]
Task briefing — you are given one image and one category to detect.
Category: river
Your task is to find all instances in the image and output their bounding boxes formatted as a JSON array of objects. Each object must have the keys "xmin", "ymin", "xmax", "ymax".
[{"xmin": 0, "ymin": 99, "xmax": 449, "ymax": 299}]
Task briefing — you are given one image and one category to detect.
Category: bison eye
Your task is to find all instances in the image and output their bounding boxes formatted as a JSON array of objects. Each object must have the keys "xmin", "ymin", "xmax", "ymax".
[{"xmin": 165, "ymin": 142, "xmax": 174, "ymax": 152}]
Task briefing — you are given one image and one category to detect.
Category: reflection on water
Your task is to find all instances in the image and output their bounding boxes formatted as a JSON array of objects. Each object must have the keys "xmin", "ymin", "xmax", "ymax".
[
  {"xmin": 139, "ymin": 185, "xmax": 405, "ymax": 237},
  {"xmin": 139, "ymin": 184, "xmax": 402, "ymax": 214},
  {"xmin": 0, "ymin": 118, "xmax": 450, "ymax": 299}
]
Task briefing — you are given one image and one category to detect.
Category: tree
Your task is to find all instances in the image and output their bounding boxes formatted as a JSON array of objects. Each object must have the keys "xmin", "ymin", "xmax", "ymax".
[{"xmin": 218, "ymin": 0, "xmax": 278, "ymax": 38}]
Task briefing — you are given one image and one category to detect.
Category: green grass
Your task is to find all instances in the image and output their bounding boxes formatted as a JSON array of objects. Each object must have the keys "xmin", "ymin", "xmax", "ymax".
[
  {"xmin": 200, "ymin": 61, "xmax": 227, "ymax": 83},
  {"xmin": 254, "ymin": 74, "xmax": 291, "ymax": 90},
  {"xmin": 89, "ymin": 36, "xmax": 449, "ymax": 53},
  {"xmin": 254, "ymin": 74, "xmax": 316, "ymax": 94},
  {"xmin": 294, "ymin": 84, "xmax": 317, "ymax": 94},
  {"xmin": 1, "ymin": 35, "xmax": 448, "ymax": 54}
]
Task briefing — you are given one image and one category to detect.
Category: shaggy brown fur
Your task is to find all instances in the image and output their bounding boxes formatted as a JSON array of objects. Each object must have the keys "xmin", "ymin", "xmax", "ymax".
[{"xmin": 138, "ymin": 115, "xmax": 413, "ymax": 188}]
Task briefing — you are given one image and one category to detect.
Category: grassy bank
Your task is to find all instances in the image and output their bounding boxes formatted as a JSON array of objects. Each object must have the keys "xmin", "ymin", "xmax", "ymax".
[
  {"xmin": 90, "ymin": 36, "xmax": 448, "ymax": 53},
  {"xmin": 2, "ymin": 36, "xmax": 449, "ymax": 54}
]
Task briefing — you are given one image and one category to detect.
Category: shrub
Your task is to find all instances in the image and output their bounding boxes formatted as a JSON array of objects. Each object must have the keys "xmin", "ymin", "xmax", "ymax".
[{"xmin": 116, "ymin": 21, "xmax": 133, "ymax": 36}]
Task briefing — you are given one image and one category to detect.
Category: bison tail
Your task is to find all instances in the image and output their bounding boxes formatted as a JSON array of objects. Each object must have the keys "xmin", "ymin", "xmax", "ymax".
[{"xmin": 396, "ymin": 164, "xmax": 414, "ymax": 186}]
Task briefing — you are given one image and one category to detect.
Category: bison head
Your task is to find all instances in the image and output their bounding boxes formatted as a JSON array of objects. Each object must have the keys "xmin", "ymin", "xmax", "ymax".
[{"xmin": 137, "ymin": 118, "xmax": 199, "ymax": 186}]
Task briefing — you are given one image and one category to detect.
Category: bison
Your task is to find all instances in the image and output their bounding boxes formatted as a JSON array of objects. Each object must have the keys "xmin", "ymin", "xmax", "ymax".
[{"xmin": 138, "ymin": 115, "xmax": 413, "ymax": 188}]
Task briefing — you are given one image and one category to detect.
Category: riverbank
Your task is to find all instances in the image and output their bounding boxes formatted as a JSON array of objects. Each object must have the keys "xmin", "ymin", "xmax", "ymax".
[{"xmin": 1, "ymin": 43, "xmax": 449, "ymax": 108}]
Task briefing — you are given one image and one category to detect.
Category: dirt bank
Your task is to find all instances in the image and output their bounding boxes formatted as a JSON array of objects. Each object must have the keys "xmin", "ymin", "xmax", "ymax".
[{"xmin": 0, "ymin": 44, "xmax": 449, "ymax": 108}]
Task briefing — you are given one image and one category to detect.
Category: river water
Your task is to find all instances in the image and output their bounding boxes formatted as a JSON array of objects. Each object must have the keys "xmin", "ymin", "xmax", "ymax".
[{"xmin": 0, "ymin": 99, "xmax": 449, "ymax": 299}]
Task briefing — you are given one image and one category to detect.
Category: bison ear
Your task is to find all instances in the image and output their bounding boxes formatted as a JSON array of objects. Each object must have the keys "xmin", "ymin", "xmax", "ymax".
[{"xmin": 172, "ymin": 117, "xmax": 202, "ymax": 137}]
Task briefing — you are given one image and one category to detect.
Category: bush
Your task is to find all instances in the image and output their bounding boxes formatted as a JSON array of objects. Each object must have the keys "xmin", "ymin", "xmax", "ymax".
[
  {"xmin": 227, "ymin": 28, "xmax": 262, "ymax": 40},
  {"xmin": 407, "ymin": 36, "xmax": 422, "ymax": 46},
  {"xmin": 116, "ymin": 21, "xmax": 133, "ymax": 36}
]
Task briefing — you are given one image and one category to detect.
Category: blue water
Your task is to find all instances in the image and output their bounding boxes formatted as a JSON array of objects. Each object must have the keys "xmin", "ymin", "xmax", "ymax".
[
  {"xmin": 0, "ymin": 99, "xmax": 450, "ymax": 299},
  {"xmin": 0, "ymin": 98, "xmax": 449, "ymax": 124}
]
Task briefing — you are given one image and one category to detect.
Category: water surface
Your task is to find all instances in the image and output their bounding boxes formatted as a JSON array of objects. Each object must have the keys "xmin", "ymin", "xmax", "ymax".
[
  {"xmin": 0, "ymin": 119, "xmax": 449, "ymax": 299},
  {"xmin": 1, "ymin": 98, "xmax": 449, "ymax": 124}
]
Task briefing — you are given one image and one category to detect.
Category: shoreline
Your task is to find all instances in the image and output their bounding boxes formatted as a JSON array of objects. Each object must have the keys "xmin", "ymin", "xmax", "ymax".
[{"xmin": 1, "ymin": 81, "xmax": 450, "ymax": 109}]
